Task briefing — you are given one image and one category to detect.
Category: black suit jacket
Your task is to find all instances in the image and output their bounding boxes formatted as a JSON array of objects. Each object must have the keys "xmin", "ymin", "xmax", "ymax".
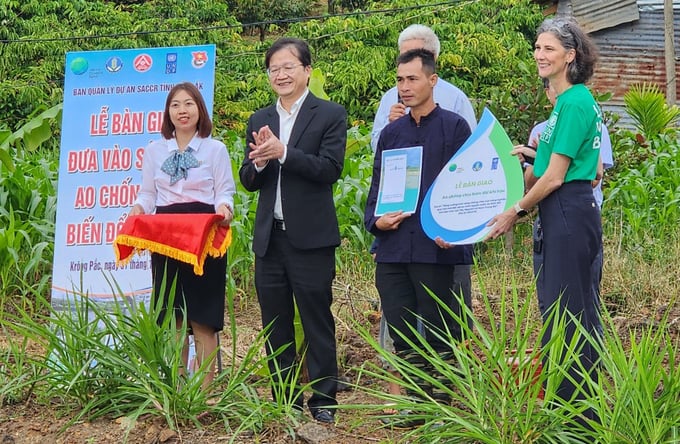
[{"xmin": 239, "ymin": 93, "xmax": 347, "ymax": 257}]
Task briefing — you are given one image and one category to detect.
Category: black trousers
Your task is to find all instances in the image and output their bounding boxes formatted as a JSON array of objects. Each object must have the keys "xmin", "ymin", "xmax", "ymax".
[
  {"xmin": 536, "ymin": 181, "xmax": 602, "ymax": 420},
  {"xmin": 453, "ymin": 264, "xmax": 473, "ymax": 332},
  {"xmin": 255, "ymin": 227, "xmax": 337, "ymax": 413},
  {"xmin": 151, "ymin": 202, "xmax": 227, "ymax": 331},
  {"xmin": 376, "ymin": 262, "xmax": 460, "ymax": 354}
]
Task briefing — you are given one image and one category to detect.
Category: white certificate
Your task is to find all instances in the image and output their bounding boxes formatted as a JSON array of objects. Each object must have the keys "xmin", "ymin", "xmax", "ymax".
[
  {"xmin": 374, "ymin": 146, "xmax": 423, "ymax": 216},
  {"xmin": 420, "ymin": 109, "xmax": 524, "ymax": 244},
  {"xmin": 381, "ymin": 154, "xmax": 407, "ymax": 203}
]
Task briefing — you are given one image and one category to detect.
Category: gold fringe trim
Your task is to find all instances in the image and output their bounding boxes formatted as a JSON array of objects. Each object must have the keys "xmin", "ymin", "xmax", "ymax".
[
  {"xmin": 207, "ymin": 226, "xmax": 232, "ymax": 258},
  {"xmin": 114, "ymin": 226, "xmax": 232, "ymax": 277}
]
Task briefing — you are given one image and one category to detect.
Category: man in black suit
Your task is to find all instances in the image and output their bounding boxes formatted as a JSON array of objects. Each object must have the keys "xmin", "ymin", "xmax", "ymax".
[{"xmin": 239, "ymin": 37, "xmax": 347, "ymax": 424}]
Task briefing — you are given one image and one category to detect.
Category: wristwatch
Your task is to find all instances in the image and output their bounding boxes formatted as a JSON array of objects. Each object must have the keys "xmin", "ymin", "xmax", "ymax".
[{"xmin": 513, "ymin": 202, "xmax": 528, "ymax": 218}]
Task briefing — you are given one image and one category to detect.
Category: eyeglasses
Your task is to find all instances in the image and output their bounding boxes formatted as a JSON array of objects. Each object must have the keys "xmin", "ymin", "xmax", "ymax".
[{"xmin": 266, "ymin": 63, "xmax": 303, "ymax": 77}]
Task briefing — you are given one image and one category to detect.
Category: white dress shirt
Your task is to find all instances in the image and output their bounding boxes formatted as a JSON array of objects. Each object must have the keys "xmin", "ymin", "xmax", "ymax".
[
  {"xmin": 269, "ymin": 89, "xmax": 309, "ymax": 220},
  {"xmin": 135, "ymin": 134, "xmax": 235, "ymax": 214}
]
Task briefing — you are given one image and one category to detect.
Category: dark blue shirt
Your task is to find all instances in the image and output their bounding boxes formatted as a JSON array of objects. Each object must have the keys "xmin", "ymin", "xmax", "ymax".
[{"xmin": 365, "ymin": 105, "xmax": 473, "ymax": 265}]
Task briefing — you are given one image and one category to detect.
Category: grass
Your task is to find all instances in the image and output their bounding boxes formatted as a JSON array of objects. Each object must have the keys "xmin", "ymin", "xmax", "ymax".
[
  {"xmin": 0, "ymin": 281, "xmax": 294, "ymax": 440},
  {"xmin": 350, "ymin": 280, "xmax": 582, "ymax": 443},
  {"xmin": 346, "ymin": 278, "xmax": 680, "ymax": 443},
  {"xmin": 1, "ymin": 226, "xmax": 680, "ymax": 442},
  {"xmin": 590, "ymin": 309, "xmax": 680, "ymax": 443},
  {"xmin": 603, "ymin": 227, "xmax": 680, "ymax": 314}
]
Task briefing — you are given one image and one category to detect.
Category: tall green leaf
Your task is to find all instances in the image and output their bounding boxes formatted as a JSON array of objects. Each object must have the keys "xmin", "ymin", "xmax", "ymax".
[
  {"xmin": 0, "ymin": 103, "xmax": 62, "ymax": 171},
  {"xmin": 624, "ymin": 83, "xmax": 680, "ymax": 141}
]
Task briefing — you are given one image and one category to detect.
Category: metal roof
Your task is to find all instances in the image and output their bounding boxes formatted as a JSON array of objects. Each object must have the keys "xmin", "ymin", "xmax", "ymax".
[
  {"xmin": 549, "ymin": 1, "xmax": 680, "ymax": 128},
  {"xmin": 637, "ymin": 0, "xmax": 680, "ymax": 11},
  {"xmin": 558, "ymin": 0, "xmax": 639, "ymax": 33},
  {"xmin": 590, "ymin": 9, "xmax": 680, "ymax": 128}
]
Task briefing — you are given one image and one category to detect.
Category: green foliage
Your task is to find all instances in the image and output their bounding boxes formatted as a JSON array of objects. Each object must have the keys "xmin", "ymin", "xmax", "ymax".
[
  {"xmin": 352, "ymin": 280, "xmax": 602, "ymax": 443},
  {"xmin": 308, "ymin": 68, "xmax": 331, "ymax": 100},
  {"xmin": 624, "ymin": 83, "xmax": 680, "ymax": 142},
  {"xmin": 330, "ymin": 0, "xmax": 371, "ymax": 13},
  {"xmin": 477, "ymin": 61, "xmax": 548, "ymax": 143},
  {"xmin": 605, "ymin": 139, "xmax": 680, "ymax": 248},
  {"xmin": 0, "ymin": 104, "xmax": 62, "ymax": 171},
  {"xmin": 3, "ymin": 3, "xmax": 678, "ymax": 438},
  {"xmin": 288, "ymin": 0, "xmax": 544, "ymax": 140},
  {"xmin": 604, "ymin": 83, "xmax": 680, "ymax": 249},
  {"xmin": 334, "ymin": 130, "xmax": 374, "ymax": 254},
  {"xmin": 348, "ymin": 275, "xmax": 680, "ymax": 442},
  {"xmin": 217, "ymin": 128, "xmax": 258, "ymax": 296},
  {"xmin": 0, "ymin": 147, "xmax": 57, "ymax": 299},
  {"xmin": 0, "ymin": 330, "xmax": 41, "ymax": 406},
  {"xmin": 0, "ymin": 0, "xmax": 240, "ymax": 129},
  {"xmin": 1, "ymin": 0, "xmax": 544, "ymax": 141}
]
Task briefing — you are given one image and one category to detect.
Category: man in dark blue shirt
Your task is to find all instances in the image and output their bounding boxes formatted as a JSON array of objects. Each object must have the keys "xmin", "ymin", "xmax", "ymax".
[{"xmin": 364, "ymin": 49, "xmax": 472, "ymax": 411}]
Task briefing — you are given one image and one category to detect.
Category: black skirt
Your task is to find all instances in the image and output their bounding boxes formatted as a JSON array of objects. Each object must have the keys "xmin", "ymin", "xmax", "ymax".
[{"xmin": 151, "ymin": 201, "xmax": 227, "ymax": 331}]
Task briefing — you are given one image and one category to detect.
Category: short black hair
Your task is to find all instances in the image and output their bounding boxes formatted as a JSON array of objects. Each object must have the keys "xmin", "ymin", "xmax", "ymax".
[
  {"xmin": 397, "ymin": 48, "xmax": 436, "ymax": 75},
  {"xmin": 265, "ymin": 37, "xmax": 312, "ymax": 69}
]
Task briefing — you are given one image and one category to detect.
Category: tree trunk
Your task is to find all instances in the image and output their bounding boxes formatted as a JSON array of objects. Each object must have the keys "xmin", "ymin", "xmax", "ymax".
[{"xmin": 664, "ymin": 0, "xmax": 677, "ymax": 106}]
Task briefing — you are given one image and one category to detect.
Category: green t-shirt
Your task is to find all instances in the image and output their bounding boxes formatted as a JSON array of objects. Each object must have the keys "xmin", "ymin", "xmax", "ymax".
[{"xmin": 533, "ymin": 83, "xmax": 603, "ymax": 182}]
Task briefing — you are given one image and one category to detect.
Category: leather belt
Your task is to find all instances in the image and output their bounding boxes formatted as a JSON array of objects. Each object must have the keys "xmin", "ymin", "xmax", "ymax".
[{"xmin": 273, "ymin": 219, "xmax": 286, "ymax": 231}]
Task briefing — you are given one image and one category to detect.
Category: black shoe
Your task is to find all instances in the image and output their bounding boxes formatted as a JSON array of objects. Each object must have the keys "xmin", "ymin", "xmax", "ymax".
[{"xmin": 312, "ymin": 408, "xmax": 335, "ymax": 424}]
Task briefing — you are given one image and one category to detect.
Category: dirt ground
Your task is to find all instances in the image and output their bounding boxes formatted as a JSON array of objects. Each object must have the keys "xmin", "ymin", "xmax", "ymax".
[
  {"xmin": 0, "ymin": 384, "xmax": 399, "ymax": 444},
  {"xmin": 1, "ymin": 278, "xmax": 677, "ymax": 444},
  {"xmin": 0, "ymin": 282, "xmax": 406, "ymax": 444}
]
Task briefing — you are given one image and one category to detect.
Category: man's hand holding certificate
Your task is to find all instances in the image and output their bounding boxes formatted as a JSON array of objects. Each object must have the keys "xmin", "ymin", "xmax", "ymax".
[{"xmin": 375, "ymin": 210, "xmax": 411, "ymax": 231}]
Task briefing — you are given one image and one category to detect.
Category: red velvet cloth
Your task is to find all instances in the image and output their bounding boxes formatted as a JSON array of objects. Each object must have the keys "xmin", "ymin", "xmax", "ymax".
[{"xmin": 113, "ymin": 213, "xmax": 231, "ymax": 276}]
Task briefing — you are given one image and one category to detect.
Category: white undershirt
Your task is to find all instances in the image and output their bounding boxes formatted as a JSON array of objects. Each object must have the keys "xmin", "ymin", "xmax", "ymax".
[{"xmin": 272, "ymin": 89, "xmax": 309, "ymax": 220}]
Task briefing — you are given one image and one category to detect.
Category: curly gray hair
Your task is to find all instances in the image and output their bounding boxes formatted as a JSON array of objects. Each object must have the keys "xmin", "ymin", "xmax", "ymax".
[{"xmin": 537, "ymin": 17, "xmax": 598, "ymax": 84}]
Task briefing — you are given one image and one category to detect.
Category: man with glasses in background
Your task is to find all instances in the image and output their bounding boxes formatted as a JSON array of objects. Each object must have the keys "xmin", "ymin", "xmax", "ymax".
[{"xmin": 239, "ymin": 37, "xmax": 347, "ymax": 424}]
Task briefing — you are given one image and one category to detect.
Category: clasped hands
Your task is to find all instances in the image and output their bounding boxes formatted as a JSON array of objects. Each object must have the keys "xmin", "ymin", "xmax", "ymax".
[
  {"xmin": 375, "ymin": 210, "xmax": 455, "ymax": 250},
  {"xmin": 249, "ymin": 125, "xmax": 284, "ymax": 168}
]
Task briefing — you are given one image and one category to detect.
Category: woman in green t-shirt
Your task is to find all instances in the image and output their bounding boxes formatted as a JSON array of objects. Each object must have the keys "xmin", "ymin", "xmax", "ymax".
[{"xmin": 487, "ymin": 17, "xmax": 603, "ymax": 427}]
